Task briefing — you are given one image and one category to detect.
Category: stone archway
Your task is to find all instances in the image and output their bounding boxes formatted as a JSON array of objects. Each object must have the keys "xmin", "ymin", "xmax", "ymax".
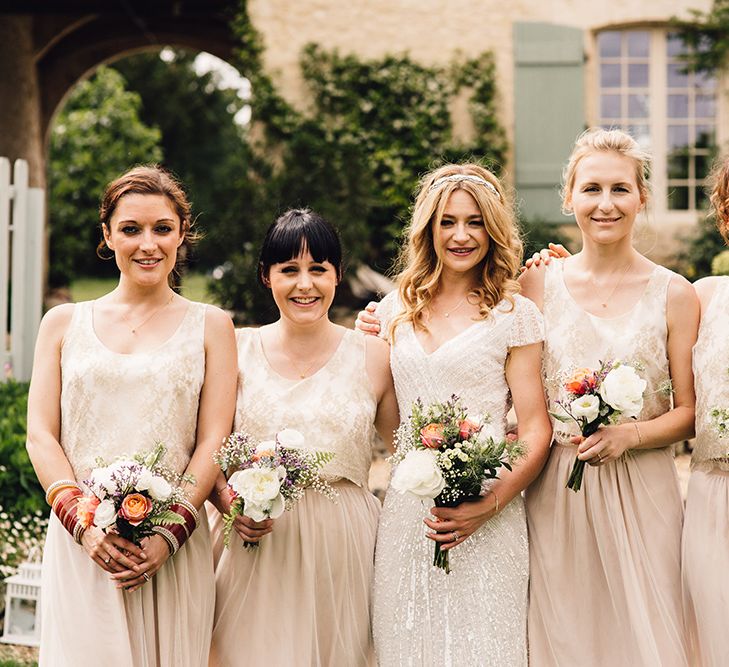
[{"xmin": 0, "ymin": 1, "xmax": 237, "ymax": 187}]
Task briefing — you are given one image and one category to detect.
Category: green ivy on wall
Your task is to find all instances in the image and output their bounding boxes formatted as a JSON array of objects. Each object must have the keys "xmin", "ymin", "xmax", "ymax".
[{"xmin": 209, "ymin": 1, "xmax": 508, "ymax": 318}]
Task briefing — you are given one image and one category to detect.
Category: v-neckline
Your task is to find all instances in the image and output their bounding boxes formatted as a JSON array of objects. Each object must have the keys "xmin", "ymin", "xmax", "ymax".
[{"xmin": 409, "ymin": 318, "xmax": 484, "ymax": 357}]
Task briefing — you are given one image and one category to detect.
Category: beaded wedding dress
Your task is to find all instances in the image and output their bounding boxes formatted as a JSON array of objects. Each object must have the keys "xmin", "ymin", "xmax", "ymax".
[{"xmin": 371, "ymin": 292, "xmax": 544, "ymax": 667}]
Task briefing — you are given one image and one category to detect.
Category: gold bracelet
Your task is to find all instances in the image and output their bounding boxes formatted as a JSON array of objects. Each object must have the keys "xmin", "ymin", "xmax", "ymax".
[
  {"xmin": 634, "ymin": 422, "xmax": 643, "ymax": 448},
  {"xmin": 490, "ymin": 489, "xmax": 500, "ymax": 513},
  {"xmin": 45, "ymin": 479, "xmax": 80, "ymax": 505}
]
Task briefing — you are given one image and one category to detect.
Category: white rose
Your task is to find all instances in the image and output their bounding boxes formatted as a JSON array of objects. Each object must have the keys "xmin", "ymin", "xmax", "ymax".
[
  {"xmin": 93, "ymin": 499, "xmax": 117, "ymax": 529},
  {"xmin": 148, "ymin": 475, "xmax": 172, "ymax": 502},
  {"xmin": 391, "ymin": 450, "xmax": 446, "ymax": 500},
  {"xmin": 229, "ymin": 467, "xmax": 283, "ymax": 506},
  {"xmin": 570, "ymin": 394, "xmax": 601, "ymax": 423},
  {"xmin": 599, "ymin": 365, "xmax": 646, "ymax": 418},
  {"xmin": 136, "ymin": 467, "xmax": 154, "ymax": 492},
  {"xmin": 243, "ymin": 493, "xmax": 285, "ymax": 522},
  {"xmin": 88, "ymin": 467, "xmax": 114, "ymax": 498},
  {"xmin": 276, "ymin": 429, "xmax": 305, "ymax": 449}
]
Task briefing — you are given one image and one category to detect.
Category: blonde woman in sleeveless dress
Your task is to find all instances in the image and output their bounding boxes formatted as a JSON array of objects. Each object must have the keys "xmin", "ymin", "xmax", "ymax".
[
  {"xmin": 356, "ymin": 164, "xmax": 552, "ymax": 666},
  {"xmin": 520, "ymin": 129, "xmax": 697, "ymax": 666},
  {"xmin": 683, "ymin": 157, "xmax": 729, "ymax": 666},
  {"xmin": 208, "ymin": 210, "xmax": 398, "ymax": 667},
  {"xmin": 26, "ymin": 167, "xmax": 237, "ymax": 666}
]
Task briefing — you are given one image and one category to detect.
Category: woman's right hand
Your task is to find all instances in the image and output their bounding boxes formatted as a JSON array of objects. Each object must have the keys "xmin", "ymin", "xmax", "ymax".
[
  {"xmin": 80, "ymin": 526, "xmax": 146, "ymax": 574},
  {"xmin": 232, "ymin": 515, "xmax": 274, "ymax": 543},
  {"xmin": 354, "ymin": 301, "xmax": 381, "ymax": 336},
  {"xmin": 520, "ymin": 243, "xmax": 571, "ymax": 272}
]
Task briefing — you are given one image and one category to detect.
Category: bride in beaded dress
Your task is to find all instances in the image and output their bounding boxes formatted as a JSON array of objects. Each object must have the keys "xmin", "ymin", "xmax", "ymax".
[
  {"xmin": 26, "ymin": 167, "xmax": 237, "ymax": 666},
  {"xmin": 683, "ymin": 156, "xmax": 729, "ymax": 666},
  {"xmin": 357, "ymin": 164, "xmax": 551, "ymax": 666},
  {"xmin": 209, "ymin": 210, "xmax": 398, "ymax": 667}
]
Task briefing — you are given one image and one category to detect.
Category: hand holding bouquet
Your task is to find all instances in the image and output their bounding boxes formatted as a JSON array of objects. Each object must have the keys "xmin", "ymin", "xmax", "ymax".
[
  {"xmin": 551, "ymin": 361, "xmax": 646, "ymax": 492},
  {"xmin": 389, "ymin": 395, "xmax": 524, "ymax": 573},
  {"xmin": 214, "ymin": 428, "xmax": 337, "ymax": 548},
  {"xmin": 76, "ymin": 443, "xmax": 193, "ymax": 546}
]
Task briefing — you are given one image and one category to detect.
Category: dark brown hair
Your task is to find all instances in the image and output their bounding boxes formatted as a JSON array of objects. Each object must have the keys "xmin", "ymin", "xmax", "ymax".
[{"xmin": 97, "ymin": 165, "xmax": 199, "ymax": 284}]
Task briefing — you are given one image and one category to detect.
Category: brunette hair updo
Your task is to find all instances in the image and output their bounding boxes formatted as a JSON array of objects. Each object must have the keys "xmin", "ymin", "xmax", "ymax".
[{"xmin": 97, "ymin": 165, "xmax": 199, "ymax": 284}]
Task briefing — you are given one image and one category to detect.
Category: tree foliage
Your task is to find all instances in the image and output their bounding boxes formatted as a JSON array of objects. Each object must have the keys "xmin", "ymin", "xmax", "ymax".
[
  {"xmin": 48, "ymin": 66, "xmax": 163, "ymax": 287},
  {"xmin": 672, "ymin": 1, "xmax": 729, "ymax": 72}
]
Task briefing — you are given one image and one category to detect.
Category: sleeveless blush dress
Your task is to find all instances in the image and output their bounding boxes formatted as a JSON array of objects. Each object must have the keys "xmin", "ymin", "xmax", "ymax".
[
  {"xmin": 39, "ymin": 300, "xmax": 215, "ymax": 667},
  {"xmin": 209, "ymin": 328, "xmax": 380, "ymax": 667},
  {"xmin": 683, "ymin": 276, "xmax": 729, "ymax": 666},
  {"xmin": 526, "ymin": 260, "xmax": 689, "ymax": 666}
]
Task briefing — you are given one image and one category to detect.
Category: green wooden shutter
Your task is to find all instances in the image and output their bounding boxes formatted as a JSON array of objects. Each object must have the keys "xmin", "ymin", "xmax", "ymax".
[{"xmin": 514, "ymin": 22, "xmax": 585, "ymax": 223}]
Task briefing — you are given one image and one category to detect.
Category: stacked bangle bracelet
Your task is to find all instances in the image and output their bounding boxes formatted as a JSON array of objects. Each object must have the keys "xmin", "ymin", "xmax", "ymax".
[
  {"xmin": 152, "ymin": 499, "xmax": 199, "ymax": 555},
  {"xmin": 48, "ymin": 480, "xmax": 86, "ymax": 545}
]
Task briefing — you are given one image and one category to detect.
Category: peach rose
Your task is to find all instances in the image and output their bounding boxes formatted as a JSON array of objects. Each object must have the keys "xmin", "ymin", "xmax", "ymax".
[
  {"xmin": 420, "ymin": 423, "xmax": 446, "ymax": 449},
  {"xmin": 76, "ymin": 495, "xmax": 100, "ymax": 528},
  {"xmin": 565, "ymin": 368, "xmax": 597, "ymax": 396},
  {"xmin": 119, "ymin": 493, "xmax": 153, "ymax": 526},
  {"xmin": 458, "ymin": 419, "xmax": 481, "ymax": 440}
]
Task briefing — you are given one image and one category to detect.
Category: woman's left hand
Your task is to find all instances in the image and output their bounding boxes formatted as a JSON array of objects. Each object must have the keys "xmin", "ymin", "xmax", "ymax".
[
  {"xmin": 110, "ymin": 534, "xmax": 172, "ymax": 593},
  {"xmin": 423, "ymin": 494, "xmax": 498, "ymax": 551},
  {"xmin": 574, "ymin": 423, "xmax": 637, "ymax": 466}
]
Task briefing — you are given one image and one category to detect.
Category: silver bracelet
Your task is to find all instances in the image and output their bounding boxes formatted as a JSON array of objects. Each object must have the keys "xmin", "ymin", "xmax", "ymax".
[
  {"xmin": 152, "ymin": 526, "xmax": 179, "ymax": 555},
  {"xmin": 177, "ymin": 498, "xmax": 200, "ymax": 527}
]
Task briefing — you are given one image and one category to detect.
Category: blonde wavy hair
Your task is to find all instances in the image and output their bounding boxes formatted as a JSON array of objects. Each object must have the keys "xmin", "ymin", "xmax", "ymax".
[
  {"xmin": 561, "ymin": 128, "xmax": 651, "ymax": 213},
  {"xmin": 709, "ymin": 155, "xmax": 729, "ymax": 243},
  {"xmin": 390, "ymin": 163, "xmax": 522, "ymax": 338}
]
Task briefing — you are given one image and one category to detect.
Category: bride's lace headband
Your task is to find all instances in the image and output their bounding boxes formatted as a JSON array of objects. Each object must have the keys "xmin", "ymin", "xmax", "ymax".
[{"xmin": 427, "ymin": 174, "xmax": 502, "ymax": 201}]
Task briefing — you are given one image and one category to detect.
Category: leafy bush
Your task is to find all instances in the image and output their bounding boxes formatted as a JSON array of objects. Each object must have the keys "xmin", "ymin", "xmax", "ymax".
[
  {"xmin": 678, "ymin": 214, "xmax": 726, "ymax": 279},
  {"xmin": 0, "ymin": 381, "xmax": 44, "ymax": 516},
  {"xmin": 519, "ymin": 217, "xmax": 574, "ymax": 260},
  {"xmin": 711, "ymin": 249, "xmax": 729, "ymax": 275}
]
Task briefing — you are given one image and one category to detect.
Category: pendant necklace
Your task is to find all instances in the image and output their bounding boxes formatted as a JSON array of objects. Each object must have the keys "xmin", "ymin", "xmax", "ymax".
[
  {"xmin": 592, "ymin": 262, "xmax": 632, "ymax": 308},
  {"xmin": 121, "ymin": 293, "xmax": 175, "ymax": 335},
  {"xmin": 441, "ymin": 295, "xmax": 469, "ymax": 318},
  {"xmin": 278, "ymin": 328, "xmax": 331, "ymax": 379}
]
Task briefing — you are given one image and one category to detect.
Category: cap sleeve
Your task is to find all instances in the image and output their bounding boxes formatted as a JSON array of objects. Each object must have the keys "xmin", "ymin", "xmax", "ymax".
[
  {"xmin": 508, "ymin": 295, "xmax": 544, "ymax": 349},
  {"xmin": 374, "ymin": 290, "xmax": 401, "ymax": 343}
]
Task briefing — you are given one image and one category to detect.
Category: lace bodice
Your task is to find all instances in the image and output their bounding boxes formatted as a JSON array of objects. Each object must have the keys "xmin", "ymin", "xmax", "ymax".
[
  {"xmin": 376, "ymin": 292, "xmax": 544, "ymax": 438},
  {"xmin": 60, "ymin": 300, "xmax": 207, "ymax": 479},
  {"xmin": 233, "ymin": 328, "xmax": 378, "ymax": 488},
  {"xmin": 692, "ymin": 277, "xmax": 729, "ymax": 471},
  {"xmin": 542, "ymin": 260, "xmax": 673, "ymax": 444}
]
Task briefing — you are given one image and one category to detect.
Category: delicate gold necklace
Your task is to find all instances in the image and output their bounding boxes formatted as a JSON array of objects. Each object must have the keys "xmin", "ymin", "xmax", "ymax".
[
  {"xmin": 437, "ymin": 292, "xmax": 472, "ymax": 318},
  {"xmin": 277, "ymin": 327, "xmax": 333, "ymax": 379},
  {"xmin": 120, "ymin": 293, "xmax": 175, "ymax": 335},
  {"xmin": 591, "ymin": 262, "xmax": 632, "ymax": 308}
]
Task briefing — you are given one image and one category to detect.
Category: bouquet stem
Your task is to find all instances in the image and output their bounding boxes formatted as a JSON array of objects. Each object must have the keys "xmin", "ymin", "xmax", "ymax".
[
  {"xmin": 433, "ymin": 542, "xmax": 450, "ymax": 574},
  {"xmin": 566, "ymin": 458, "xmax": 585, "ymax": 492}
]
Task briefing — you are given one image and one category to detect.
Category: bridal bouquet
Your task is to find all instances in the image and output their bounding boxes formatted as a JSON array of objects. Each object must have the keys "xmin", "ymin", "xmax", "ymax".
[
  {"xmin": 389, "ymin": 395, "xmax": 524, "ymax": 574},
  {"xmin": 76, "ymin": 443, "xmax": 192, "ymax": 545},
  {"xmin": 551, "ymin": 361, "xmax": 646, "ymax": 492},
  {"xmin": 214, "ymin": 428, "xmax": 337, "ymax": 548}
]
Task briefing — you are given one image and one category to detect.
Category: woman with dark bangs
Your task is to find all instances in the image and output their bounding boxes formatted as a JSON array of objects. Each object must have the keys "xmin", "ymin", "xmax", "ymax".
[{"xmin": 208, "ymin": 209, "xmax": 399, "ymax": 666}]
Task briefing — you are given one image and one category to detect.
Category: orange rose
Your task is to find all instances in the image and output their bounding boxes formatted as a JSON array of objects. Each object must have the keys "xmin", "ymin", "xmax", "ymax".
[
  {"xmin": 119, "ymin": 493, "xmax": 153, "ymax": 526},
  {"xmin": 76, "ymin": 495, "xmax": 100, "ymax": 528},
  {"xmin": 565, "ymin": 368, "xmax": 597, "ymax": 396},
  {"xmin": 458, "ymin": 419, "xmax": 480, "ymax": 440},
  {"xmin": 420, "ymin": 423, "xmax": 446, "ymax": 449}
]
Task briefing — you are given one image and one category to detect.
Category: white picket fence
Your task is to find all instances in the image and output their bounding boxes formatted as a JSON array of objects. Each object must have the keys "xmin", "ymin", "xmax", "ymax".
[{"xmin": 0, "ymin": 158, "xmax": 45, "ymax": 382}]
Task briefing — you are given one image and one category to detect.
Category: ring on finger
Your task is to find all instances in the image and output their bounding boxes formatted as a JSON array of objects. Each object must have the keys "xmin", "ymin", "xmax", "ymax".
[
  {"xmin": 452, "ymin": 531, "xmax": 459, "ymax": 542},
  {"xmin": 142, "ymin": 572, "xmax": 150, "ymax": 582},
  {"xmin": 104, "ymin": 556, "xmax": 111, "ymax": 565}
]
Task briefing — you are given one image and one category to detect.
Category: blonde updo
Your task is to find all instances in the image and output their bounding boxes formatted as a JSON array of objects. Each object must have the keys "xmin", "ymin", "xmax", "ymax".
[
  {"xmin": 561, "ymin": 128, "xmax": 651, "ymax": 214},
  {"xmin": 390, "ymin": 163, "xmax": 522, "ymax": 336}
]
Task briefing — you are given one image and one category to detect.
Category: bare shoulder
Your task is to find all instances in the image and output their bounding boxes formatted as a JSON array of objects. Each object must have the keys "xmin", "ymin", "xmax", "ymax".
[
  {"xmin": 517, "ymin": 262, "xmax": 547, "ymax": 310},
  {"xmin": 666, "ymin": 272, "xmax": 698, "ymax": 306},
  {"xmin": 39, "ymin": 302, "xmax": 75, "ymax": 339},
  {"xmin": 364, "ymin": 332, "xmax": 390, "ymax": 366},
  {"xmin": 693, "ymin": 275, "xmax": 723, "ymax": 311},
  {"xmin": 203, "ymin": 304, "xmax": 235, "ymax": 333}
]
